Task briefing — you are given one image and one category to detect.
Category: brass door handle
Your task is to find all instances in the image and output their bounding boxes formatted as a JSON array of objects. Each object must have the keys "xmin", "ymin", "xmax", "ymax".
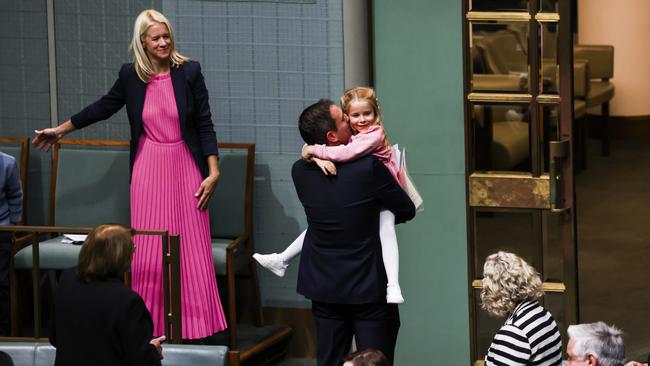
[{"xmin": 549, "ymin": 139, "xmax": 570, "ymax": 212}]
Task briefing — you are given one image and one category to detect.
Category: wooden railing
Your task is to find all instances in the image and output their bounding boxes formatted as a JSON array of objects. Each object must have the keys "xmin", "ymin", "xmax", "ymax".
[{"xmin": 0, "ymin": 225, "xmax": 182, "ymax": 343}]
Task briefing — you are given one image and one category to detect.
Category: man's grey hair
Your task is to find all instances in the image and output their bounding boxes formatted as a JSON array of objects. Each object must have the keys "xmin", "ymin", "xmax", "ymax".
[{"xmin": 567, "ymin": 322, "xmax": 625, "ymax": 366}]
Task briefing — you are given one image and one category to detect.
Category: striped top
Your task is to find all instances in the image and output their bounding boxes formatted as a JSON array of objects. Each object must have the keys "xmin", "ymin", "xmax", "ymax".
[{"xmin": 485, "ymin": 300, "xmax": 562, "ymax": 366}]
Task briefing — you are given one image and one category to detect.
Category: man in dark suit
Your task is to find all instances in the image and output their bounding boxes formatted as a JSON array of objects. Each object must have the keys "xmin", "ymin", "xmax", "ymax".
[{"xmin": 292, "ymin": 99, "xmax": 415, "ymax": 366}]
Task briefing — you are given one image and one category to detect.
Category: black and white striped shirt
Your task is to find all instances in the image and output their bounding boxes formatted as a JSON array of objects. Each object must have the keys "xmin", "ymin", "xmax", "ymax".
[{"xmin": 485, "ymin": 300, "xmax": 562, "ymax": 366}]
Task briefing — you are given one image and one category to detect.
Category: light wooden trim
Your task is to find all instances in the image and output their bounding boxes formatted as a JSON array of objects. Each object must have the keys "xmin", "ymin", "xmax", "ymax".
[
  {"xmin": 535, "ymin": 13, "xmax": 560, "ymax": 22},
  {"xmin": 466, "ymin": 11, "xmax": 530, "ymax": 21},
  {"xmin": 467, "ymin": 93, "xmax": 532, "ymax": 103},
  {"xmin": 537, "ymin": 94, "xmax": 561, "ymax": 104},
  {"xmin": 472, "ymin": 279, "xmax": 566, "ymax": 293}
]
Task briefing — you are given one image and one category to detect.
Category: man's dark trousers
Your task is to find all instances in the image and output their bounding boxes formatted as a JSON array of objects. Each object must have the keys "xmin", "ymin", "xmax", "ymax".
[{"xmin": 312, "ymin": 301, "xmax": 400, "ymax": 366}]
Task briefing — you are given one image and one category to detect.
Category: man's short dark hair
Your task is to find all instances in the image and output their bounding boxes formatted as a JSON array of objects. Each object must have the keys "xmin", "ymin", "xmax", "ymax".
[{"xmin": 298, "ymin": 99, "xmax": 336, "ymax": 145}]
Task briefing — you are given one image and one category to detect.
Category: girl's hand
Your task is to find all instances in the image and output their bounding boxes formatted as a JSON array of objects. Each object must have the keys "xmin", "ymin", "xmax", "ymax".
[
  {"xmin": 301, "ymin": 145, "xmax": 314, "ymax": 161},
  {"xmin": 313, "ymin": 157, "xmax": 336, "ymax": 175},
  {"xmin": 195, "ymin": 173, "xmax": 219, "ymax": 211}
]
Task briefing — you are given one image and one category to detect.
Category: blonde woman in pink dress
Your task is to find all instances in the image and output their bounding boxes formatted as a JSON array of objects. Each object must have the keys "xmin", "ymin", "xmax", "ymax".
[
  {"xmin": 32, "ymin": 9, "xmax": 227, "ymax": 340},
  {"xmin": 255, "ymin": 86, "xmax": 407, "ymax": 304}
]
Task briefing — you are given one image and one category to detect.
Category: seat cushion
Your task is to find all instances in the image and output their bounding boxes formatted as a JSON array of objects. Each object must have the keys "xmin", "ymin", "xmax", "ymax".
[
  {"xmin": 585, "ymin": 81, "xmax": 614, "ymax": 108},
  {"xmin": 0, "ymin": 342, "xmax": 38, "ymax": 366},
  {"xmin": 13, "ymin": 236, "xmax": 81, "ymax": 270},
  {"xmin": 34, "ymin": 343, "xmax": 56, "ymax": 366},
  {"xmin": 574, "ymin": 99, "xmax": 587, "ymax": 119},
  {"xmin": 162, "ymin": 344, "xmax": 228, "ymax": 366}
]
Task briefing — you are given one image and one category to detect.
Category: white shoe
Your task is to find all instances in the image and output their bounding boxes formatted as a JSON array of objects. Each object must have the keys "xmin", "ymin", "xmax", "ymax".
[
  {"xmin": 253, "ymin": 253, "xmax": 288, "ymax": 277},
  {"xmin": 386, "ymin": 284, "xmax": 405, "ymax": 304}
]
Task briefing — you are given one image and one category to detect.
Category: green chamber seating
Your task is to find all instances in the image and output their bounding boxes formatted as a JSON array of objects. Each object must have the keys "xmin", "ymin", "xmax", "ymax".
[
  {"xmin": 11, "ymin": 140, "xmax": 131, "ymax": 336},
  {"xmin": 208, "ymin": 143, "xmax": 263, "ymax": 349},
  {"xmin": 0, "ymin": 342, "xmax": 229, "ymax": 366},
  {"xmin": 13, "ymin": 141, "xmax": 131, "ymax": 271}
]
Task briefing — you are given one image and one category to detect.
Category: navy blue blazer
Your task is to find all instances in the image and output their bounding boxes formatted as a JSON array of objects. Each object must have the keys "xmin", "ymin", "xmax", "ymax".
[
  {"xmin": 70, "ymin": 60, "xmax": 218, "ymax": 178},
  {"xmin": 292, "ymin": 155, "xmax": 415, "ymax": 304}
]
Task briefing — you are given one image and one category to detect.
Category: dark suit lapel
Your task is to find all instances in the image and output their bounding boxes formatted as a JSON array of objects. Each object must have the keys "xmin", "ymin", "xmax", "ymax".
[{"xmin": 171, "ymin": 65, "xmax": 187, "ymax": 127}]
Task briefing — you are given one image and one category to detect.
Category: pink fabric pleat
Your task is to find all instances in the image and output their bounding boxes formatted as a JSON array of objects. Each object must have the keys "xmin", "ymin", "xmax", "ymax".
[{"xmin": 130, "ymin": 73, "xmax": 227, "ymax": 339}]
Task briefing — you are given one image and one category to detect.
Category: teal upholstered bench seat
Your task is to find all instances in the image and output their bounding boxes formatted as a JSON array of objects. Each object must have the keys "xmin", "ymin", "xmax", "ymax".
[
  {"xmin": 0, "ymin": 342, "xmax": 229, "ymax": 366},
  {"xmin": 13, "ymin": 237, "xmax": 81, "ymax": 270}
]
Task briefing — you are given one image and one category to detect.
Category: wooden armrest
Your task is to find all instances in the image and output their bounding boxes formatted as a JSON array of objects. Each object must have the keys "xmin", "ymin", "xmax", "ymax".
[
  {"xmin": 573, "ymin": 59, "xmax": 589, "ymax": 98},
  {"xmin": 226, "ymin": 233, "xmax": 250, "ymax": 252},
  {"xmin": 11, "ymin": 233, "xmax": 34, "ymax": 256}
]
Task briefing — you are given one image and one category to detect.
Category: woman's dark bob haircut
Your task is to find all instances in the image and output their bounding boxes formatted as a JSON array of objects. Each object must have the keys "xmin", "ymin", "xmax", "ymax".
[
  {"xmin": 77, "ymin": 224, "xmax": 135, "ymax": 282},
  {"xmin": 343, "ymin": 349, "xmax": 390, "ymax": 366}
]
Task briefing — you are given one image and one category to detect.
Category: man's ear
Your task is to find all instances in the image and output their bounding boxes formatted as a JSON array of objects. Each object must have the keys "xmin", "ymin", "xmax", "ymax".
[
  {"xmin": 325, "ymin": 130, "xmax": 338, "ymax": 145},
  {"xmin": 587, "ymin": 353, "xmax": 597, "ymax": 366}
]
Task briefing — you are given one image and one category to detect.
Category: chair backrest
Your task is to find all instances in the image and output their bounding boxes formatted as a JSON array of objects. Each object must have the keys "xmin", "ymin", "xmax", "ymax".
[
  {"xmin": 0, "ymin": 342, "xmax": 228, "ymax": 366},
  {"xmin": 475, "ymin": 29, "xmax": 528, "ymax": 75},
  {"xmin": 209, "ymin": 143, "xmax": 255, "ymax": 239},
  {"xmin": 51, "ymin": 139, "xmax": 130, "ymax": 227},
  {"xmin": 162, "ymin": 344, "xmax": 229, "ymax": 366},
  {"xmin": 0, "ymin": 137, "xmax": 29, "ymax": 224},
  {"xmin": 0, "ymin": 342, "xmax": 38, "ymax": 366}
]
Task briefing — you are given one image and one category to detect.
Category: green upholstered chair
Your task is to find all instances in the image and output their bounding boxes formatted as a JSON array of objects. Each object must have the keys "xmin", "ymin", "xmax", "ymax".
[
  {"xmin": 13, "ymin": 139, "xmax": 130, "ymax": 271},
  {"xmin": 574, "ymin": 45, "xmax": 615, "ymax": 157},
  {"xmin": 0, "ymin": 342, "xmax": 229, "ymax": 366},
  {"xmin": 11, "ymin": 139, "xmax": 130, "ymax": 336},
  {"xmin": 208, "ymin": 143, "xmax": 263, "ymax": 349}
]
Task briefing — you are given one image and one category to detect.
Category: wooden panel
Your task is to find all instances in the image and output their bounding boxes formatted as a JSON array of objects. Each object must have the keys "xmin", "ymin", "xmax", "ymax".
[{"xmin": 469, "ymin": 172, "xmax": 550, "ymax": 208}]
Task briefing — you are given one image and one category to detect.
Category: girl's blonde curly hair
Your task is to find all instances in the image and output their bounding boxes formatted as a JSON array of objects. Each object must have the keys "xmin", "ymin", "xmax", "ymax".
[{"xmin": 480, "ymin": 251, "xmax": 543, "ymax": 317}]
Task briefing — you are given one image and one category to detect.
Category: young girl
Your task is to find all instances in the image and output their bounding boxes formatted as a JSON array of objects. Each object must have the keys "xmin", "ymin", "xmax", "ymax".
[{"xmin": 254, "ymin": 86, "xmax": 408, "ymax": 304}]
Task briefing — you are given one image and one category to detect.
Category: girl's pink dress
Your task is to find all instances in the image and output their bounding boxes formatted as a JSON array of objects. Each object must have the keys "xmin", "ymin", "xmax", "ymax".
[
  {"xmin": 130, "ymin": 73, "xmax": 227, "ymax": 339},
  {"xmin": 312, "ymin": 125, "xmax": 402, "ymax": 184}
]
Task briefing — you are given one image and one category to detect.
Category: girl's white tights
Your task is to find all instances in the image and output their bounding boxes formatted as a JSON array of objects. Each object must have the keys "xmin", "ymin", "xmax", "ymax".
[{"xmin": 273, "ymin": 210, "xmax": 403, "ymax": 303}]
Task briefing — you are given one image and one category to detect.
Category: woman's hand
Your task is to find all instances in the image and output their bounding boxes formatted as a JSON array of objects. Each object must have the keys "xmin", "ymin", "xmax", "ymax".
[
  {"xmin": 32, "ymin": 120, "xmax": 75, "ymax": 151},
  {"xmin": 195, "ymin": 173, "xmax": 219, "ymax": 211},
  {"xmin": 313, "ymin": 157, "xmax": 336, "ymax": 175},
  {"xmin": 301, "ymin": 144, "xmax": 314, "ymax": 161},
  {"xmin": 150, "ymin": 335, "xmax": 166, "ymax": 359}
]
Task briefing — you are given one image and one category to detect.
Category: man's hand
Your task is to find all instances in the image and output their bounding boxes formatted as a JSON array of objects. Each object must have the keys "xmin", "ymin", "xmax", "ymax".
[{"xmin": 625, "ymin": 362, "xmax": 648, "ymax": 366}]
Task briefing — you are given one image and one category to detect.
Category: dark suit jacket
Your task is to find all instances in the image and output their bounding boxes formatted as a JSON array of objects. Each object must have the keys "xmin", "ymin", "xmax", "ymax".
[
  {"xmin": 70, "ymin": 60, "xmax": 218, "ymax": 178},
  {"xmin": 50, "ymin": 268, "xmax": 161, "ymax": 366},
  {"xmin": 293, "ymin": 155, "xmax": 415, "ymax": 304}
]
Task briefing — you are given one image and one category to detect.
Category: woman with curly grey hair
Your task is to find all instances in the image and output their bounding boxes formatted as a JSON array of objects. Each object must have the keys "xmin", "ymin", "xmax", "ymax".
[{"xmin": 481, "ymin": 251, "xmax": 562, "ymax": 366}]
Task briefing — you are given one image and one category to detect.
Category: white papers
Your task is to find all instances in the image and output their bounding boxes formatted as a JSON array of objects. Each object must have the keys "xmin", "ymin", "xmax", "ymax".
[
  {"xmin": 397, "ymin": 147, "xmax": 424, "ymax": 212},
  {"xmin": 62, "ymin": 234, "xmax": 88, "ymax": 244}
]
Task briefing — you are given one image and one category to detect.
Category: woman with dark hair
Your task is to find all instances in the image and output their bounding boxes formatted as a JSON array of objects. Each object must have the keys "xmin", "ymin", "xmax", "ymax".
[
  {"xmin": 343, "ymin": 349, "xmax": 390, "ymax": 366},
  {"xmin": 50, "ymin": 224, "xmax": 165, "ymax": 366}
]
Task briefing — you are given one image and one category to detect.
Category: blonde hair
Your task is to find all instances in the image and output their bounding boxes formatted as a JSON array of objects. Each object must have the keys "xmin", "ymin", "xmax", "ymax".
[
  {"xmin": 340, "ymin": 86, "xmax": 391, "ymax": 152},
  {"xmin": 480, "ymin": 251, "xmax": 543, "ymax": 317},
  {"xmin": 129, "ymin": 9, "xmax": 188, "ymax": 83}
]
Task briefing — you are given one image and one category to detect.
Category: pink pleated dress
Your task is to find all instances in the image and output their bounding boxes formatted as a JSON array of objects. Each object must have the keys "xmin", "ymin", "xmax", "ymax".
[{"xmin": 130, "ymin": 72, "xmax": 227, "ymax": 339}]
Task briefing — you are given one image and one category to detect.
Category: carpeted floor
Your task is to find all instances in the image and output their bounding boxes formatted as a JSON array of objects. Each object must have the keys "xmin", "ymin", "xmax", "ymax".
[{"xmin": 576, "ymin": 137, "xmax": 650, "ymax": 360}]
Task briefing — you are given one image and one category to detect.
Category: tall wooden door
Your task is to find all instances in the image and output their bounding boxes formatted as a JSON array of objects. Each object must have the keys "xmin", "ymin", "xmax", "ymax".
[{"xmin": 462, "ymin": 1, "xmax": 577, "ymax": 364}]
